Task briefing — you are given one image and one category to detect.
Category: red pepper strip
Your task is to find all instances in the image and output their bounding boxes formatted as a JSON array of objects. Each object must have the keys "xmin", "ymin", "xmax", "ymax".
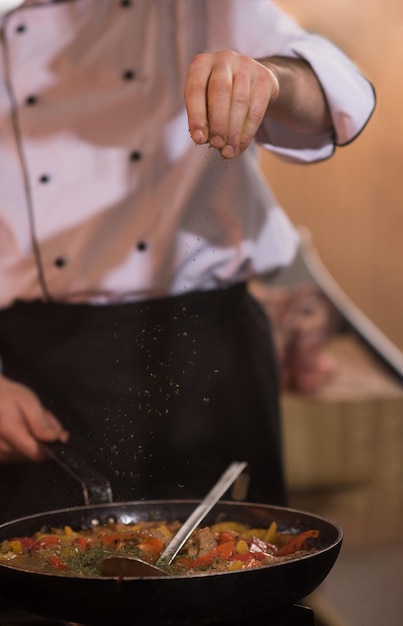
[
  {"xmin": 213, "ymin": 541, "xmax": 235, "ymax": 560},
  {"xmin": 230, "ymin": 551, "xmax": 254, "ymax": 562},
  {"xmin": 277, "ymin": 530, "xmax": 319, "ymax": 556},
  {"xmin": 49, "ymin": 555, "xmax": 68, "ymax": 570},
  {"xmin": 177, "ymin": 541, "xmax": 235, "ymax": 569},
  {"xmin": 11, "ymin": 537, "xmax": 36, "ymax": 552},
  {"xmin": 36, "ymin": 536, "xmax": 61, "ymax": 549},
  {"xmin": 75, "ymin": 536, "xmax": 92, "ymax": 551},
  {"xmin": 219, "ymin": 530, "xmax": 237, "ymax": 544},
  {"xmin": 237, "ymin": 537, "xmax": 276, "ymax": 561},
  {"xmin": 98, "ymin": 532, "xmax": 139, "ymax": 546},
  {"xmin": 138, "ymin": 536, "xmax": 165, "ymax": 556},
  {"xmin": 249, "ymin": 537, "xmax": 278, "ymax": 559},
  {"xmin": 230, "ymin": 556, "xmax": 262, "ymax": 569}
]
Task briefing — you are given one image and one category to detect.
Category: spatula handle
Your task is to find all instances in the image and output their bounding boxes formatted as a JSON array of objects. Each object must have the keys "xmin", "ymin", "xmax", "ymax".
[{"xmin": 158, "ymin": 461, "xmax": 248, "ymax": 566}]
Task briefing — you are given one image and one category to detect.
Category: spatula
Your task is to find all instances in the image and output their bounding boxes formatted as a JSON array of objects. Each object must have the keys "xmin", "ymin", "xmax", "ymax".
[{"xmin": 99, "ymin": 460, "xmax": 247, "ymax": 577}]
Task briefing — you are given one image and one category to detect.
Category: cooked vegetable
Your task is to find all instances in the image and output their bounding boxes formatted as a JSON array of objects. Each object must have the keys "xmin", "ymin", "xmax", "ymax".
[{"xmin": 0, "ymin": 519, "xmax": 320, "ymax": 577}]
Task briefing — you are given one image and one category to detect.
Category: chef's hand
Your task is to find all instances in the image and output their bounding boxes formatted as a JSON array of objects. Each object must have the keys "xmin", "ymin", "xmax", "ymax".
[
  {"xmin": 0, "ymin": 374, "xmax": 69, "ymax": 463},
  {"xmin": 185, "ymin": 50, "xmax": 279, "ymax": 159},
  {"xmin": 185, "ymin": 50, "xmax": 332, "ymax": 159}
]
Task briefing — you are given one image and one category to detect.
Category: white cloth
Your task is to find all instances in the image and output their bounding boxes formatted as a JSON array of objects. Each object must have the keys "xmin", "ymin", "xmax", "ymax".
[
  {"xmin": 0, "ymin": 0, "xmax": 24, "ymax": 16},
  {"xmin": 0, "ymin": 0, "xmax": 375, "ymax": 308}
]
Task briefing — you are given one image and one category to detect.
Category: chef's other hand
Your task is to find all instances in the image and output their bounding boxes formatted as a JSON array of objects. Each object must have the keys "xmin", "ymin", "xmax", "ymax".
[
  {"xmin": 185, "ymin": 50, "xmax": 279, "ymax": 159},
  {"xmin": 0, "ymin": 374, "xmax": 69, "ymax": 463}
]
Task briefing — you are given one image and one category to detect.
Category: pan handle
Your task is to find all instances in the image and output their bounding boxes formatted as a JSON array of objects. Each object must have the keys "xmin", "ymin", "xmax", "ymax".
[{"xmin": 40, "ymin": 441, "xmax": 113, "ymax": 506}]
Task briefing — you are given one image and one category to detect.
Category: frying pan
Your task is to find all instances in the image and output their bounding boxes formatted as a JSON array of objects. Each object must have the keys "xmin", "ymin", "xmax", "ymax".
[{"xmin": 0, "ymin": 446, "xmax": 342, "ymax": 625}]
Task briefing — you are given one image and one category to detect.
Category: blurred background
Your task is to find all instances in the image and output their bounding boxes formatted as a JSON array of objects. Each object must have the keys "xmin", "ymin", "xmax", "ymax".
[
  {"xmin": 265, "ymin": 0, "xmax": 403, "ymax": 352},
  {"xmin": 258, "ymin": 2, "xmax": 403, "ymax": 625}
]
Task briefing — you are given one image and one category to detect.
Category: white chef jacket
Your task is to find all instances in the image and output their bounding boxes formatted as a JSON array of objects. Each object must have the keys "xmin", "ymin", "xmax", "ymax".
[{"xmin": 0, "ymin": 0, "xmax": 375, "ymax": 309}]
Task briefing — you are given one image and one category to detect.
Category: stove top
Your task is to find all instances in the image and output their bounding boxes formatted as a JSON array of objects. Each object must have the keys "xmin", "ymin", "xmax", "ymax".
[{"xmin": 0, "ymin": 604, "xmax": 315, "ymax": 626}]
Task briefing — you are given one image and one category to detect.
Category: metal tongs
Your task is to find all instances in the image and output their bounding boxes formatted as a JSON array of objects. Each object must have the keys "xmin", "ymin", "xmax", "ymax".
[{"xmin": 41, "ymin": 441, "xmax": 113, "ymax": 505}]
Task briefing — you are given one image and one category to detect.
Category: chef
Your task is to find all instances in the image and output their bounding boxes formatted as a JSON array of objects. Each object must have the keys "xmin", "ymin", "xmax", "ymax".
[{"xmin": 0, "ymin": 0, "xmax": 375, "ymax": 522}]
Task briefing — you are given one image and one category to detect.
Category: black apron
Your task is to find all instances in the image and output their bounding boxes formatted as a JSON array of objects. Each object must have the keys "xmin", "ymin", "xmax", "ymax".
[{"xmin": 0, "ymin": 284, "xmax": 286, "ymax": 523}]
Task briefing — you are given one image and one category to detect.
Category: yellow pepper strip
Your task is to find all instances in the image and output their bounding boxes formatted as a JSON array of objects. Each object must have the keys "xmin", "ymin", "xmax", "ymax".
[
  {"xmin": 235, "ymin": 540, "xmax": 249, "ymax": 554},
  {"xmin": 63, "ymin": 525, "xmax": 78, "ymax": 538},
  {"xmin": 228, "ymin": 560, "xmax": 244, "ymax": 571},
  {"xmin": 8, "ymin": 540, "xmax": 23, "ymax": 555},
  {"xmin": 153, "ymin": 524, "xmax": 173, "ymax": 539},
  {"xmin": 115, "ymin": 523, "xmax": 142, "ymax": 533},
  {"xmin": 264, "ymin": 521, "xmax": 277, "ymax": 543},
  {"xmin": 243, "ymin": 528, "xmax": 266, "ymax": 540},
  {"xmin": 210, "ymin": 522, "xmax": 246, "ymax": 534}
]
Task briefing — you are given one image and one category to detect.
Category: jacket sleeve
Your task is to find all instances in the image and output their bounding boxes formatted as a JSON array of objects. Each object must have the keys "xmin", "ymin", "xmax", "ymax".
[
  {"xmin": 206, "ymin": 0, "xmax": 376, "ymax": 163},
  {"xmin": 255, "ymin": 33, "xmax": 376, "ymax": 163}
]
